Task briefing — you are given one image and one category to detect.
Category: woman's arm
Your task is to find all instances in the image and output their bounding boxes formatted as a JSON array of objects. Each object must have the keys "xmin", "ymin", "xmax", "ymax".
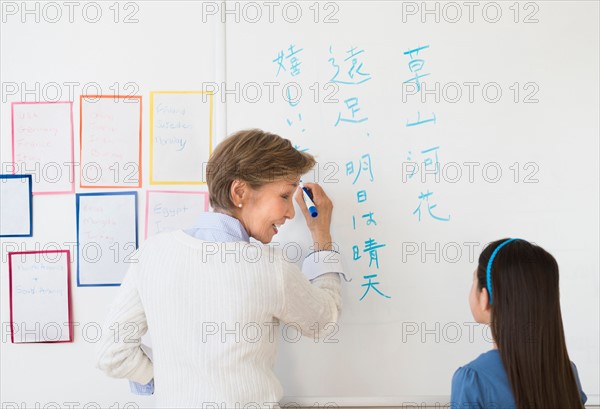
[
  {"xmin": 96, "ymin": 262, "xmax": 153, "ymax": 384},
  {"xmin": 274, "ymin": 183, "xmax": 344, "ymax": 336},
  {"xmin": 277, "ymin": 259, "xmax": 342, "ymax": 337}
]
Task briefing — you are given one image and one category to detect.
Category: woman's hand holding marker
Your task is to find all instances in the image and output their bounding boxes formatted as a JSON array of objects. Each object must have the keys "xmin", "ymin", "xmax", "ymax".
[
  {"xmin": 299, "ymin": 181, "xmax": 318, "ymax": 218},
  {"xmin": 295, "ymin": 182, "xmax": 333, "ymax": 251}
]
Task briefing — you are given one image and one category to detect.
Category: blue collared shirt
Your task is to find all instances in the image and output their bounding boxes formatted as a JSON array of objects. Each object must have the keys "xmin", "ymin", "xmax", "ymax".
[{"xmin": 183, "ymin": 211, "xmax": 250, "ymax": 243}]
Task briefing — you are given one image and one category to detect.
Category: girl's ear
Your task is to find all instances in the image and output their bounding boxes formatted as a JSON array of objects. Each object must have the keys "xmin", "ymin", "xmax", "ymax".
[{"xmin": 479, "ymin": 287, "xmax": 492, "ymax": 323}]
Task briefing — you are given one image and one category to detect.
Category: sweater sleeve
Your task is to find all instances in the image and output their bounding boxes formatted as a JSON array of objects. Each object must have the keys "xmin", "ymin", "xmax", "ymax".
[
  {"xmin": 96, "ymin": 261, "xmax": 154, "ymax": 384},
  {"xmin": 275, "ymin": 251, "xmax": 343, "ymax": 338}
]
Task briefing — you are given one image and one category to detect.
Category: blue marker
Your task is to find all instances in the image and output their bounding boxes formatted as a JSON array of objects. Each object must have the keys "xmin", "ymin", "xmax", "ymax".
[{"xmin": 299, "ymin": 181, "xmax": 318, "ymax": 218}]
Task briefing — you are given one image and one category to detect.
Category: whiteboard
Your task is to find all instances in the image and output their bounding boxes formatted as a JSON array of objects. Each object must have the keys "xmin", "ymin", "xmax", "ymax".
[{"xmin": 225, "ymin": 1, "xmax": 599, "ymax": 405}]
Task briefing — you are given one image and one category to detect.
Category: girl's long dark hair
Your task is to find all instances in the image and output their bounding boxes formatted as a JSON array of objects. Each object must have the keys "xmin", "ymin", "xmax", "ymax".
[{"xmin": 477, "ymin": 239, "xmax": 583, "ymax": 409}]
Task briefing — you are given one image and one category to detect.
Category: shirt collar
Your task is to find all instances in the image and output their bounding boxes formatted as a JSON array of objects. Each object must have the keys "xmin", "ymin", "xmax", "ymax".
[{"xmin": 184, "ymin": 211, "xmax": 250, "ymax": 242}]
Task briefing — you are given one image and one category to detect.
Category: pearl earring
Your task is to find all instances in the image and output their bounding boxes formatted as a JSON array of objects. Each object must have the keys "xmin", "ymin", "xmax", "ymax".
[{"xmin": 238, "ymin": 203, "xmax": 242, "ymax": 208}]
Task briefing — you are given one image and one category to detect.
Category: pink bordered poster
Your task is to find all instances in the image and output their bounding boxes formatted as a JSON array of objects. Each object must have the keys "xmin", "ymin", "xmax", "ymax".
[
  {"xmin": 11, "ymin": 102, "xmax": 75, "ymax": 194},
  {"xmin": 8, "ymin": 250, "xmax": 73, "ymax": 344},
  {"xmin": 145, "ymin": 190, "xmax": 209, "ymax": 239}
]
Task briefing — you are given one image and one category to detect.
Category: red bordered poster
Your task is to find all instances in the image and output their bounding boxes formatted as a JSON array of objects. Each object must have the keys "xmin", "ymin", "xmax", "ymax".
[{"xmin": 8, "ymin": 250, "xmax": 73, "ymax": 343}]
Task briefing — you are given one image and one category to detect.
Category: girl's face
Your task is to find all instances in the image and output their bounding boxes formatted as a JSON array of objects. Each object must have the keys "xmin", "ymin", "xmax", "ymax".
[
  {"xmin": 469, "ymin": 269, "xmax": 491, "ymax": 324},
  {"xmin": 237, "ymin": 179, "xmax": 299, "ymax": 244}
]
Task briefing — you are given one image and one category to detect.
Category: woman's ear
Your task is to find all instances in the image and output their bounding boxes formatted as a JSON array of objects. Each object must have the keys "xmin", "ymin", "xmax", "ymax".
[{"xmin": 230, "ymin": 180, "xmax": 247, "ymax": 207}]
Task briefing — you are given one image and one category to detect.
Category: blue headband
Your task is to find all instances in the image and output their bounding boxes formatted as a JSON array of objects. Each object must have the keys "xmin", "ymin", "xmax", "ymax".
[{"xmin": 486, "ymin": 238, "xmax": 520, "ymax": 304}]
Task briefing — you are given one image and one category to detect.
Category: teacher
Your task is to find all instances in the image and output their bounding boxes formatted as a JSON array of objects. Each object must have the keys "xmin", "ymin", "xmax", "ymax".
[{"xmin": 96, "ymin": 129, "xmax": 346, "ymax": 408}]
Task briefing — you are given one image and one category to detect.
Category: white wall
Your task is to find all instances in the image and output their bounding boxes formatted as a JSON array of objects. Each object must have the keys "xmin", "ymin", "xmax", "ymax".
[{"xmin": 1, "ymin": 2, "xmax": 215, "ymax": 407}]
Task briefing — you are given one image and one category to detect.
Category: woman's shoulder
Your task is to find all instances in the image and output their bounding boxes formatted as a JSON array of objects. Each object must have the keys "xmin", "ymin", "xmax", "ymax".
[
  {"xmin": 130, "ymin": 230, "xmax": 192, "ymax": 262},
  {"xmin": 137, "ymin": 230, "xmax": 183, "ymax": 250}
]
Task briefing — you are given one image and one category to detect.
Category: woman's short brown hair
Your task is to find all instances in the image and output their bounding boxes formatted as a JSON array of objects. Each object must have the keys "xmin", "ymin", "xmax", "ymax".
[{"xmin": 206, "ymin": 129, "xmax": 316, "ymax": 211}]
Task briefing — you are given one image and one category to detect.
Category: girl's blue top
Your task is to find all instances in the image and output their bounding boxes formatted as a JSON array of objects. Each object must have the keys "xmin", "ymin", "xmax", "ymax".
[{"xmin": 451, "ymin": 349, "xmax": 587, "ymax": 409}]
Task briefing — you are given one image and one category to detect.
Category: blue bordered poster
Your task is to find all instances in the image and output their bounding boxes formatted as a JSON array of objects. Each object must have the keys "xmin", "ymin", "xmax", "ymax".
[
  {"xmin": 76, "ymin": 191, "xmax": 138, "ymax": 287},
  {"xmin": 0, "ymin": 174, "xmax": 33, "ymax": 237}
]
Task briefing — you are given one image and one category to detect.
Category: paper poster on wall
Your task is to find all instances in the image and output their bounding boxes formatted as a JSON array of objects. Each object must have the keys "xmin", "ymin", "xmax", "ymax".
[
  {"xmin": 76, "ymin": 192, "xmax": 138, "ymax": 286},
  {"xmin": 150, "ymin": 91, "xmax": 213, "ymax": 184},
  {"xmin": 11, "ymin": 102, "xmax": 75, "ymax": 194},
  {"xmin": 0, "ymin": 174, "xmax": 32, "ymax": 237},
  {"xmin": 80, "ymin": 95, "xmax": 142, "ymax": 188},
  {"xmin": 8, "ymin": 250, "xmax": 72, "ymax": 343},
  {"xmin": 145, "ymin": 190, "xmax": 209, "ymax": 238}
]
